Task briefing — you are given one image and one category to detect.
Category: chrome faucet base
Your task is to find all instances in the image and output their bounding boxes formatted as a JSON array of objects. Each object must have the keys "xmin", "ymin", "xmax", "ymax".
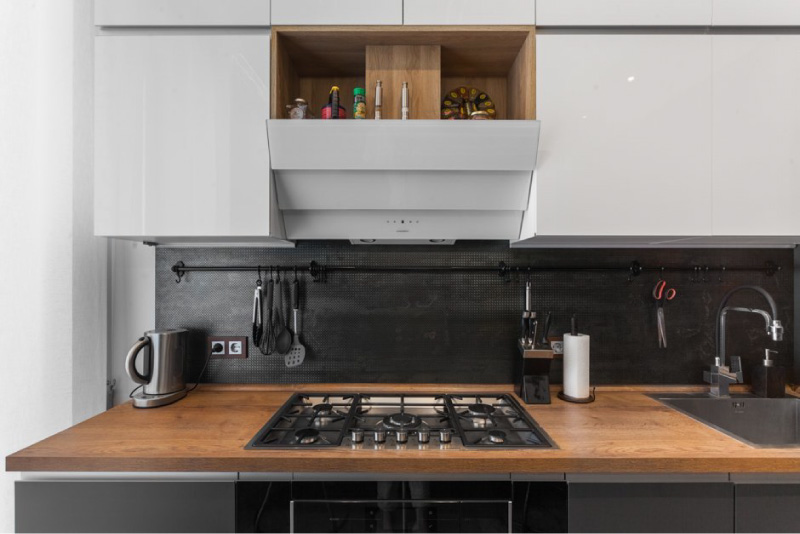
[{"xmin": 704, "ymin": 357, "xmax": 743, "ymax": 398}]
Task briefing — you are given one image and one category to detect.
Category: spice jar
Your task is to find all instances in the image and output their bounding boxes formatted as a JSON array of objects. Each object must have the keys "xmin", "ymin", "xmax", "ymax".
[
  {"xmin": 286, "ymin": 98, "xmax": 309, "ymax": 119},
  {"xmin": 353, "ymin": 87, "xmax": 366, "ymax": 119}
]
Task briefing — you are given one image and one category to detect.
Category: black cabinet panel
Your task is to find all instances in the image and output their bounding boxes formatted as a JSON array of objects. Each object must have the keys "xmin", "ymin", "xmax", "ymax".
[
  {"xmin": 512, "ymin": 482, "xmax": 567, "ymax": 533},
  {"xmin": 568, "ymin": 483, "xmax": 734, "ymax": 533},
  {"xmin": 16, "ymin": 481, "xmax": 235, "ymax": 533},
  {"xmin": 236, "ymin": 481, "xmax": 291, "ymax": 533},
  {"xmin": 735, "ymin": 484, "xmax": 800, "ymax": 533}
]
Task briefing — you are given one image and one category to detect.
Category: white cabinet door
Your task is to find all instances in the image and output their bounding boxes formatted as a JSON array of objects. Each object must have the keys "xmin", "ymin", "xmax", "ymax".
[
  {"xmin": 271, "ymin": 0, "xmax": 402, "ymax": 25},
  {"xmin": 403, "ymin": 0, "xmax": 535, "ymax": 25},
  {"xmin": 712, "ymin": 35, "xmax": 800, "ymax": 235},
  {"xmin": 536, "ymin": 0, "xmax": 712, "ymax": 26},
  {"xmin": 534, "ymin": 34, "xmax": 713, "ymax": 236},
  {"xmin": 712, "ymin": 0, "xmax": 800, "ymax": 26},
  {"xmin": 95, "ymin": 0, "xmax": 271, "ymax": 26},
  {"xmin": 95, "ymin": 33, "xmax": 283, "ymax": 240}
]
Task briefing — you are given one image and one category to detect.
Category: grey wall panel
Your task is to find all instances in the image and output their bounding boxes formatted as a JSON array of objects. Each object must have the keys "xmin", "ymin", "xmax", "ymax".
[
  {"xmin": 15, "ymin": 481, "xmax": 235, "ymax": 533},
  {"xmin": 568, "ymin": 482, "xmax": 734, "ymax": 533}
]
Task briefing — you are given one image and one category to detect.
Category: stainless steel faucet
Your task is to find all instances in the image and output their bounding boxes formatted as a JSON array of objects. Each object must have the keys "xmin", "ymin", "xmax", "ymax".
[
  {"xmin": 704, "ymin": 355, "xmax": 743, "ymax": 398},
  {"xmin": 705, "ymin": 286, "xmax": 783, "ymax": 397}
]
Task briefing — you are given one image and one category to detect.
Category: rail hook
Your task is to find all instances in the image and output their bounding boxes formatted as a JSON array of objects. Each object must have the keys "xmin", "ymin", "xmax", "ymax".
[
  {"xmin": 172, "ymin": 261, "xmax": 185, "ymax": 283},
  {"xmin": 310, "ymin": 261, "xmax": 321, "ymax": 282},
  {"xmin": 627, "ymin": 261, "xmax": 642, "ymax": 282},
  {"xmin": 498, "ymin": 262, "xmax": 511, "ymax": 284}
]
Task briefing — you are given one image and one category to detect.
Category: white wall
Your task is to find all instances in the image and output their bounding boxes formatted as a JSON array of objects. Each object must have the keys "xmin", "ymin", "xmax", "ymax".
[
  {"xmin": 109, "ymin": 240, "xmax": 155, "ymax": 406},
  {"xmin": 73, "ymin": 0, "xmax": 109, "ymax": 424},
  {"xmin": 0, "ymin": 1, "xmax": 108, "ymax": 531}
]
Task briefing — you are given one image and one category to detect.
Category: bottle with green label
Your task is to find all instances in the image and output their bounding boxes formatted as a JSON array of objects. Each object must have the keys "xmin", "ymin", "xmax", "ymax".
[{"xmin": 353, "ymin": 87, "xmax": 367, "ymax": 119}]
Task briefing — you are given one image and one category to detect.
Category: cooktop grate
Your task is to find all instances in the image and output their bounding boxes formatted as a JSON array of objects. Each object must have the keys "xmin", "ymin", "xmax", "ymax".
[{"xmin": 246, "ymin": 392, "xmax": 556, "ymax": 450}]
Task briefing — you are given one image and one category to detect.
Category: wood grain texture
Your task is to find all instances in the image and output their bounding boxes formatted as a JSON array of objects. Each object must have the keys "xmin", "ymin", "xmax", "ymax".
[
  {"xmin": 271, "ymin": 26, "xmax": 536, "ymax": 119},
  {"xmin": 366, "ymin": 45, "xmax": 440, "ymax": 120},
  {"xmin": 271, "ymin": 31, "xmax": 299, "ymax": 119},
  {"xmin": 508, "ymin": 29, "xmax": 536, "ymax": 120},
  {"xmin": 274, "ymin": 26, "xmax": 533, "ymax": 77},
  {"xmin": 8, "ymin": 384, "xmax": 800, "ymax": 474}
]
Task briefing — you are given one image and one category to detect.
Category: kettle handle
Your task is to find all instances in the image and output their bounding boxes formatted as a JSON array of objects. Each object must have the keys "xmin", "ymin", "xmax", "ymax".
[{"xmin": 125, "ymin": 337, "xmax": 151, "ymax": 385}]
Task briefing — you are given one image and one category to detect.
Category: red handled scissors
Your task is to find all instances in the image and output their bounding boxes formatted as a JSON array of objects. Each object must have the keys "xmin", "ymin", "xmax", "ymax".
[
  {"xmin": 652, "ymin": 279, "xmax": 676, "ymax": 348},
  {"xmin": 652, "ymin": 279, "xmax": 677, "ymax": 302}
]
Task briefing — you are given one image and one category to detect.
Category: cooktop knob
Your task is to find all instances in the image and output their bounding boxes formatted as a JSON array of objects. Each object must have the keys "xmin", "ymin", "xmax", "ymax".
[
  {"xmin": 374, "ymin": 429, "xmax": 386, "ymax": 443},
  {"xmin": 396, "ymin": 429, "xmax": 409, "ymax": 443},
  {"xmin": 439, "ymin": 428, "xmax": 452, "ymax": 443},
  {"xmin": 417, "ymin": 428, "xmax": 430, "ymax": 444},
  {"xmin": 350, "ymin": 428, "xmax": 364, "ymax": 443}
]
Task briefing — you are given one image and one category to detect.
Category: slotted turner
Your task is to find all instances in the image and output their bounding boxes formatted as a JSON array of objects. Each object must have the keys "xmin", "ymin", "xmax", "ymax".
[{"xmin": 285, "ymin": 278, "xmax": 306, "ymax": 367}]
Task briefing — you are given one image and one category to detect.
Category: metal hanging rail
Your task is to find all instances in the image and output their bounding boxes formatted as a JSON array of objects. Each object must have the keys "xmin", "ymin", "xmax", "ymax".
[{"xmin": 170, "ymin": 260, "xmax": 781, "ymax": 284}]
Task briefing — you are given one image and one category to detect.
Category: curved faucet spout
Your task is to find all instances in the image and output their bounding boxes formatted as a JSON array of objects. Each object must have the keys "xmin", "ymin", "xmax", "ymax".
[
  {"xmin": 715, "ymin": 286, "xmax": 783, "ymax": 369},
  {"xmin": 720, "ymin": 307, "xmax": 773, "ymax": 368}
]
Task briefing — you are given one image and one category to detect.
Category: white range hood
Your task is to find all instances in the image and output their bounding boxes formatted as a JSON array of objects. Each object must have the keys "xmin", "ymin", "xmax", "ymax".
[{"xmin": 267, "ymin": 120, "xmax": 540, "ymax": 243}]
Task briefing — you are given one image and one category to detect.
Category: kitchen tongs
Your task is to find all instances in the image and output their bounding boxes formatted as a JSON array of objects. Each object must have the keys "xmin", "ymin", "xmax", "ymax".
[{"xmin": 521, "ymin": 279, "xmax": 538, "ymax": 349}]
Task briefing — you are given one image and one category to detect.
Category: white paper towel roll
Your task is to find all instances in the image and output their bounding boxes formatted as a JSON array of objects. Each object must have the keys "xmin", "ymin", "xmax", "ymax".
[{"xmin": 563, "ymin": 334, "xmax": 590, "ymax": 399}]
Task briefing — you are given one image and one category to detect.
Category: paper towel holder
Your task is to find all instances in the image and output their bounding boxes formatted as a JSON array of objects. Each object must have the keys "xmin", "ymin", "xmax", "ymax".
[{"xmin": 557, "ymin": 388, "xmax": 596, "ymax": 404}]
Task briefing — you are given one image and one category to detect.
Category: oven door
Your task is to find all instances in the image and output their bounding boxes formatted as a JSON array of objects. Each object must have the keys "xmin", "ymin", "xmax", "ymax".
[{"xmin": 291, "ymin": 499, "xmax": 512, "ymax": 533}]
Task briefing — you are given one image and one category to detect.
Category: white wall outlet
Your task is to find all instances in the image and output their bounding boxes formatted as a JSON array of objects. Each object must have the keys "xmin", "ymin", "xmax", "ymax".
[{"xmin": 228, "ymin": 340, "xmax": 243, "ymax": 355}]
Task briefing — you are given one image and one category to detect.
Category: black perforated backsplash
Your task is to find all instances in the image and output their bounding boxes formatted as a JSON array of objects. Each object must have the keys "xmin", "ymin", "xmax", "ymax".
[{"xmin": 155, "ymin": 242, "xmax": 793, "ymax": 385}]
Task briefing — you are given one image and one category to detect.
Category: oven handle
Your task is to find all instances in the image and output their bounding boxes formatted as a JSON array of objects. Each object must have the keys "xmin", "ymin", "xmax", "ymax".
[{"xmin": 289, "ymin": 499, "xmax": 512, "ymax": 533}]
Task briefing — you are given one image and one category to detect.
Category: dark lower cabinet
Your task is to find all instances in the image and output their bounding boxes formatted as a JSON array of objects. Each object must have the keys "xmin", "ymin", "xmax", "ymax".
[
  {"xmin": 735, "ymin": 484, "xmax": 800, "ymax": 533},
  {"xmin": 567, "ymin": 482, "xmax": 734, "ymax": 533},
  {"xmin": 512, "ymin": 482, "xmax": 568, "ymax": 533},
  {"xmin": 236, "ymin": 482, "xmax": 291, "ymax": 533},
  {"xmin": 236, "ymin": 480, "xmax": 568, "ymax": 533},
  {"xmin": 15, "ymin": 481, "xmax": 235, "ymax": 533}
]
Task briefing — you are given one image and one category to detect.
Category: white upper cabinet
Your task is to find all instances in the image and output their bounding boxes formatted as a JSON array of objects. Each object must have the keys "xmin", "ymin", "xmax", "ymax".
[
  {"xmin": 534, "ymin": 33, "xmax": 713, "ymax": 237},
  {"xmin": 536, "ymin": 0, "xmax": 712, "ymax": 26},
  {"xmin": 95, "ymin": 32, "xmax": 285, "ymax": 242},
  {"xmin": 271, "ymin": 0, "xmax": 402, "ymax": 25},
  {"xmin": 712, "ymin": 0, "xmax": 800, "ymax": 26},
  {"xmin": 403, "ymin": 0, "xmax": 535, "ymax": 25},
  {"xmin": 95, "ymin": 0, "xmax": 271, "ymax": 26},
  {"xmin": 712, "ymin": 35, "xmax": 800, "ymax": 235}
]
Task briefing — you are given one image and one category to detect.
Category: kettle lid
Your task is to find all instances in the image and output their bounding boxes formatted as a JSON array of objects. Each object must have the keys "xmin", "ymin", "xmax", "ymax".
[{"xmin": 144, "ymin": 328, "xmax": 188, "ymax": 335}]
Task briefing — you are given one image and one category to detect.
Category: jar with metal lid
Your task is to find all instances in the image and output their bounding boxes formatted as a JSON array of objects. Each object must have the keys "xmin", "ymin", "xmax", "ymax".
[{"xmin": 286, "ymin": 98, "xmax": 309, "ymax": 119}]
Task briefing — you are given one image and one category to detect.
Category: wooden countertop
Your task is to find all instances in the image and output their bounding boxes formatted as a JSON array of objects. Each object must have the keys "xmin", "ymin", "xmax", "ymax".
[{"xmin": 8, "ymin": 384, "xmax": 800, "ymax": 474}]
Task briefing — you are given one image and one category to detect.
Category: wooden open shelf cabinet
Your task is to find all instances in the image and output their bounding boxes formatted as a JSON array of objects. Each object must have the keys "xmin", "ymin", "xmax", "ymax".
[{"xmin": 271, "ymin": 26, "xmax": 536, "ymax": 120}]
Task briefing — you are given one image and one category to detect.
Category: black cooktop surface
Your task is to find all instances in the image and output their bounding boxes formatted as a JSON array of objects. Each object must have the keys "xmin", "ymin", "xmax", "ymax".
[{"xmin": 246, "ymin": 393, "xmax": 556, "ymax": 450}]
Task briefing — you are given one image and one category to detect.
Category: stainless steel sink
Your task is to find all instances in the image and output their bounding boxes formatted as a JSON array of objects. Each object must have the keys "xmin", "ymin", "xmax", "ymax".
[{"xmin": 651, "ymin": 393, "xmax": 800, "ymax": 448}]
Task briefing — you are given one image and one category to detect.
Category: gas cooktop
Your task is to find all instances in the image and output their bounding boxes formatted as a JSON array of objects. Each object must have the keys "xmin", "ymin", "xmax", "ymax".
[{"xmin": 245, "ymin": 393, "xmax": 556, "ymax": 450}]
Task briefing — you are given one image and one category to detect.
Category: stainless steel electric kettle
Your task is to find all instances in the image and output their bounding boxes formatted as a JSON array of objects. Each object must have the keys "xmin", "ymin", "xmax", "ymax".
[{"xmin": 125, "ymin": 329, "xmax": 189, "ymax": 408}]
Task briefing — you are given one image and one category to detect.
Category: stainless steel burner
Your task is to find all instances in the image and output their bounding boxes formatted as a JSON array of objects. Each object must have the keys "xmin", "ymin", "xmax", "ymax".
[
  {"xmin": 488, "ymin": 430, "xmax": 506, "ymax": 444},
  {"xmin": 383, "ymin": 413, "xmax": 421, "ymax": 429},
  {"xmin": 248, "ymin": 392, "xmax": 555, "ymax": 450},
  {"xmin": 468, "ymin": 403, "xmax": 495, "ymax": 417},
  {"xmin": 469, "ymin": 417, "xmax": 491, "ymax": 429},
  {"xmin": 296, "ymin": 428, "xmax": 320, "ymax": 444}
]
